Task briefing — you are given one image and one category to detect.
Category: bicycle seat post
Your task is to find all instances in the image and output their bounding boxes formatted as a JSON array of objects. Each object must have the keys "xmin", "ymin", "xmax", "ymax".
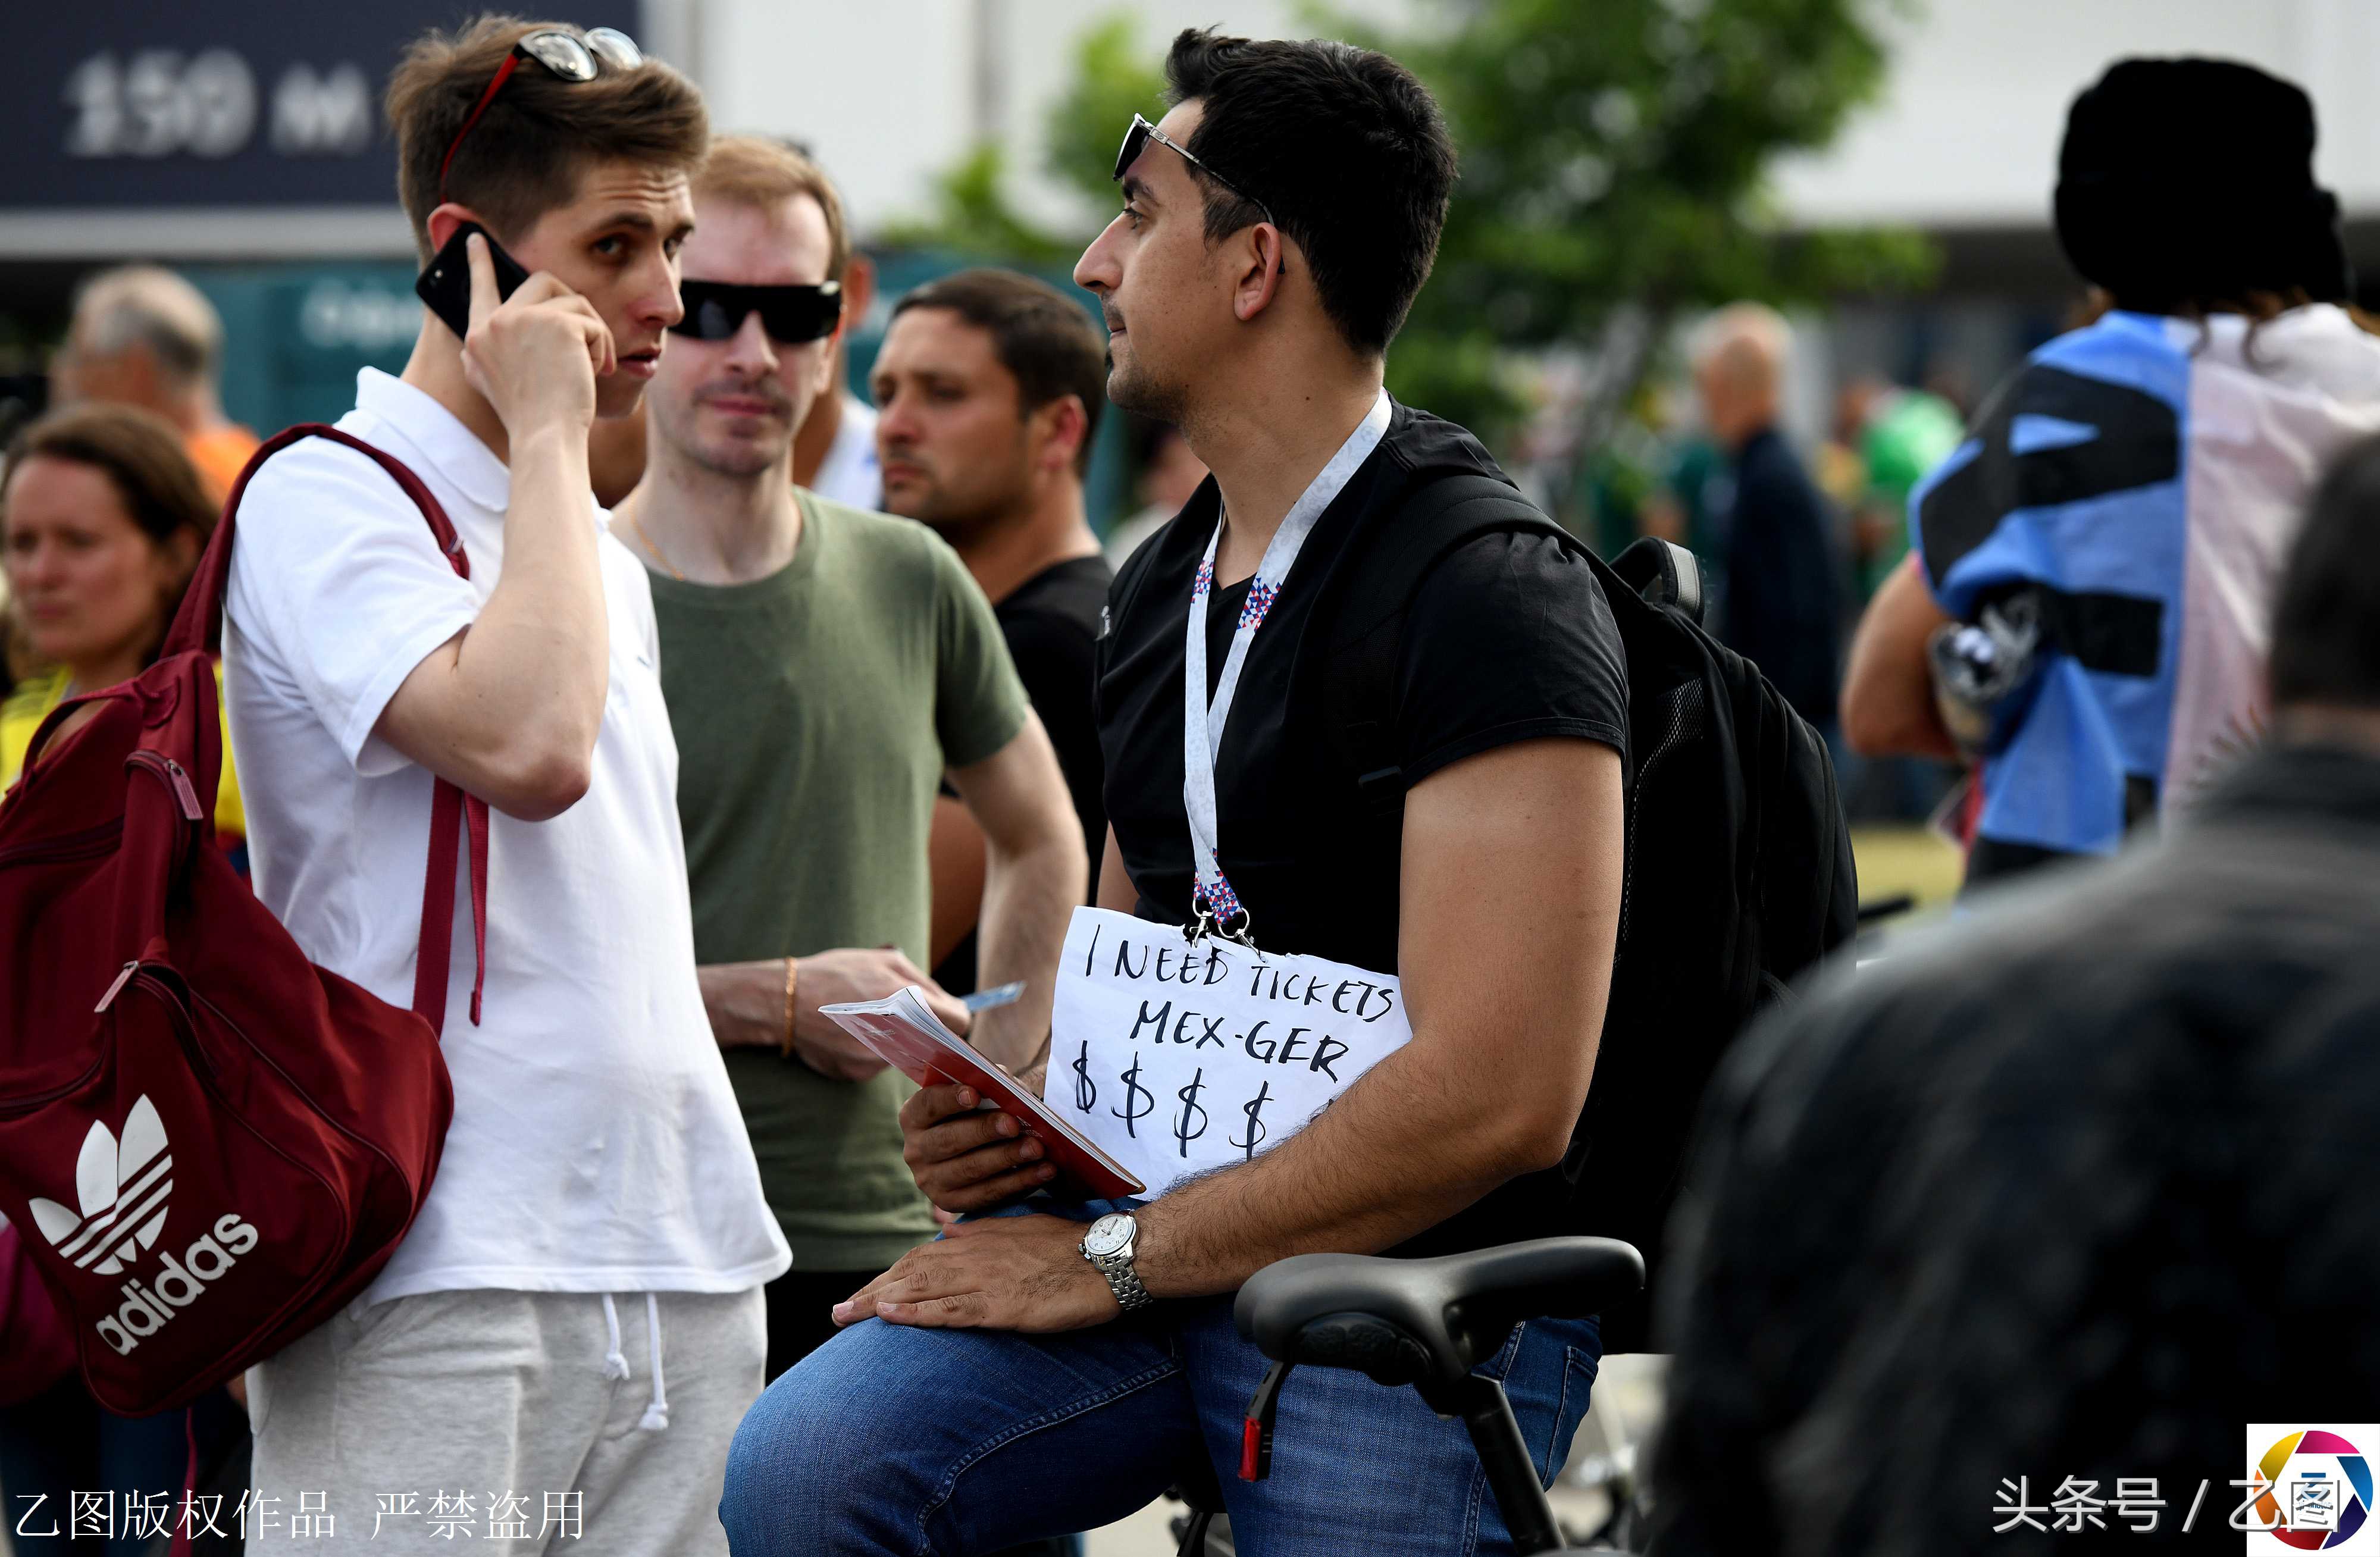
[{"xmin": 1419, "ymin": 1373, "xmax": 1562, "ymax": 1554}]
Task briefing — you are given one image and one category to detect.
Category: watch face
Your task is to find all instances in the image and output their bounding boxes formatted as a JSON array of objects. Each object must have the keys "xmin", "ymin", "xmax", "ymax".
[{"xmin": 1082, "ymin": 1214, "xmax": 1133, "ymax": 1259}]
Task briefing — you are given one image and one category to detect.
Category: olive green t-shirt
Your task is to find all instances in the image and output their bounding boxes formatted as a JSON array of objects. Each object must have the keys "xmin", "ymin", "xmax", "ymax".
[{"xmin": 647, "ymin": 490, "xmax": 1029, "ymax": 1270}]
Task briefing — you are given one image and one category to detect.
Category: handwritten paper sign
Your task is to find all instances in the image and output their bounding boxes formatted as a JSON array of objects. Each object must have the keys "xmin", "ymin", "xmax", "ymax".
[{"xmin": 1050, "ymin": 907, "xmax": 1412, "ymax": 1201}]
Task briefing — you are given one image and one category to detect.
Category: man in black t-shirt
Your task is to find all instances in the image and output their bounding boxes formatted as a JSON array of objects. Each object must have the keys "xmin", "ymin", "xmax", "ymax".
[
  {"xmin": 726, "ymin": 32, "xmax": 1630, "ymax": 1555},
  {"xmin": 871, "ymin": 268, "xmax": 1114, "ymax": 997}
]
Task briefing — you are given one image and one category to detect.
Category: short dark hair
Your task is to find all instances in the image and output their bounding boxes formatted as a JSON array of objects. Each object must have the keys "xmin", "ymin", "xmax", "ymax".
[
  {"xmin": 2273, "ymin": 433, "xmax": 2380, "ymax": 708},
  {"xmin": 890, "ymin": 270, "xmax": 1108, "ymax": 475},
  {"xmin": 386, "ymin": 15, "xmax": 709, "ymax": 263},
  {"xmin": 1163, "ymin": 29, "xmax": 1455, "ymax": 356}
]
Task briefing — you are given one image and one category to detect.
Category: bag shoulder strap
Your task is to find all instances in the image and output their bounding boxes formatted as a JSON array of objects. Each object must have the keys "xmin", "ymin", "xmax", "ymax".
[
  {"xmin": 167, "ymin": 424, "xmax": 470, "ymax": 656},
  {"xmin": 169, "ymin": 425, "xmax": 488, "ymax": 1036},
  {"xmin": 1319, "ymin": 473, "xmax": 1581, "ymax": 812},
  {"xmin": 1609, "ymin": 535, "xmax": 1705, "ymax": 625}
]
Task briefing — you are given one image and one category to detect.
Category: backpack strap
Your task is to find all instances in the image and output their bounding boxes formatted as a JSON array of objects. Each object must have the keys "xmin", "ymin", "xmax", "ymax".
[
  {"xmin": 170, "ymin": 425, "xmax": 489, "ymax": 1036},
  {"xmin": 1610, "ymin": 537, "xmax": 1705, "ymax": 625},
  {"xmin": 1317, "ymin": 474, "xmax": 1582, "ymax": 818}
]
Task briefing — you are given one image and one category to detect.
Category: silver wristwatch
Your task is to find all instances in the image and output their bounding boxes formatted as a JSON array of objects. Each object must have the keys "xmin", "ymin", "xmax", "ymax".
[{"xmin": 1079, "ymin": 1213, "xmax": 1153, "ymax": 1313}]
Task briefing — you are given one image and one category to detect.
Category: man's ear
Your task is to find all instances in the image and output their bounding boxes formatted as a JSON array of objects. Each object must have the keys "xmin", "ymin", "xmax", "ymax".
[
  {"xmin": 1034, "ymin": 395, "xmax": 1090, "ymax": 475},
  {"xmin": 843, "ymin": 251, "xmax": 878, "ymax": 328},
  {"xmin": 1230, "ymin": 225, "xmax": 1291, "ymax": 324},
  {"xmin": 424, "ymin": 203, "xmax": 490, "ymax": 259},
  {"xmin": 821, "ymin": 253, "xmax": 874, "ymax": 365}
]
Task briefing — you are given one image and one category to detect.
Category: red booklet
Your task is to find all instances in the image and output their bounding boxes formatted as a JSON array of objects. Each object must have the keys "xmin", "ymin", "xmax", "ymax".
[{"xmin": 821, "ymin": 987, "xmax": 1145, "ymax": 1201}]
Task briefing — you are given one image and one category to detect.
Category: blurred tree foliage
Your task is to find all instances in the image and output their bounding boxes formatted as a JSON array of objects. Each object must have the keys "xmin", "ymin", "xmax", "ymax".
[
  {"xmin": 1352, "ymin": 0, "xmax": 1939, "ymax": 440},
  {"xmin": 878, "ymin": 17, "xmax": 1160, "ymax": 267},
  {"xmin": 875, "ymin": 143, "xmax": 1079, "ymax": 266},
  {"xmin": 888, "ymin": 2, "xmax": 1937, "ymax": 446},
  {"xmin": 1044, "ymin": 15, "xmax": 1170, "ymax": 214}
]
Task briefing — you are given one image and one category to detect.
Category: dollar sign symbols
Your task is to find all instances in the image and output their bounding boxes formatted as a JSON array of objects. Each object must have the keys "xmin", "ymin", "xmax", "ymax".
[
  {"xmin": 1071, "ymin": 1039, "xmax": 1096, "ymax": 1113},
  {"xmin": 1113, "ymin": 1056, "xmax": 1154, "ymax": 1139},
  {"xmin": 1230, "ymin": 1080, "xmax": 1272, "ymax": 1160},
  {"xmin": 1173, "ymin": 1067, "xmax": 1210, "ymax": 1158}
]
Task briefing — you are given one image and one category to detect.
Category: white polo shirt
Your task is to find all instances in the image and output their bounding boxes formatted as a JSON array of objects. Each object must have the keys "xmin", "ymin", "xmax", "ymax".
[{"xmin": 223, "ymin": 369, "xmax": 790, "ymax": 1303}]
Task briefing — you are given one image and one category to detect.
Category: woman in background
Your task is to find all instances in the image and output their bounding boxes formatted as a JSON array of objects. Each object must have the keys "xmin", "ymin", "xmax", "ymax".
[{"xmin": 0, "ymin": 402, "xmax": 243, "ymax": 848}]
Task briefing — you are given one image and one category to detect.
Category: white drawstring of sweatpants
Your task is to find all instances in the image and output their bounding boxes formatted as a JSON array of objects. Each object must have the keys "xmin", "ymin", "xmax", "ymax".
[{"xmin": 599, "ymin": 1293, "xmax": 671, "ymax": 1431}]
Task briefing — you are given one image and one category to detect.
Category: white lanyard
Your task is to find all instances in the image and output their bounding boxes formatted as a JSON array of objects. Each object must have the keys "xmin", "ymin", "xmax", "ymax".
[{"xmin": 1183, "ymin": 389, "xmax": 1392, "ymax": 943}]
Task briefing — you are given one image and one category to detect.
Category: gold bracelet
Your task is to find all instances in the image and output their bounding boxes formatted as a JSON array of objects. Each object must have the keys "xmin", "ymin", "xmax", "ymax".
[{"xmin": 779, "ymin": 956, "xmax": 798, "ymax": 1058}]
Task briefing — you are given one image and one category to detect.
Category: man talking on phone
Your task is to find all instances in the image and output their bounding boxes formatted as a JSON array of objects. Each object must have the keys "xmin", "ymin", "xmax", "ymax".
[{"xmin": 223, "ymin": 21, "xmax": 786, "ymax": 1552}]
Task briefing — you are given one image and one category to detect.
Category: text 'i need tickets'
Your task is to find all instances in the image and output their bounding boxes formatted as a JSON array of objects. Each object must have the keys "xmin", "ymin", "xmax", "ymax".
[{"xmin": 1050, "ymin": 907, "xmax": 1412, "ymax": 1201}]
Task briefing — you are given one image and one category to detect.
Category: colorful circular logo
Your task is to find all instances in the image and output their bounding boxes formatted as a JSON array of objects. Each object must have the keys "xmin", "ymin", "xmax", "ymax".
[{"xmin": 2256, "ymin": 1430, "xmax": 2373, "ymax": 1549}]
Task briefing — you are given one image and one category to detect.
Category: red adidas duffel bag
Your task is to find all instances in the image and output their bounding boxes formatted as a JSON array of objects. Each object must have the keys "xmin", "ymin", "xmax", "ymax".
[{"xmin": 0, "ymin": 426, "xmax": 480, "ymax": 1415}]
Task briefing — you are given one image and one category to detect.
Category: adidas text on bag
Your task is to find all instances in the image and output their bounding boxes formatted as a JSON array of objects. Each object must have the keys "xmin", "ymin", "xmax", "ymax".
[
  {"xmin": 30, "ymin": 1093, "xmax": 261, "ymax": 1356},
  {"xmin": 0, "ymin": 426, "xmax": 478, "ymax": 1415}
]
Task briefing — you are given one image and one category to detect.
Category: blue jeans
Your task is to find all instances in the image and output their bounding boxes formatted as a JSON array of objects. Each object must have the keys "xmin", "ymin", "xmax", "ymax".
[{"xmin": 721, "ymin": 1203, "xmax": 1602, "ymax": 1556}]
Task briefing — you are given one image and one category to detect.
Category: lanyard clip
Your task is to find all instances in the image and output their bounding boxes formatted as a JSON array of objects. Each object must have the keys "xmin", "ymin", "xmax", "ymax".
[{"xmin": 1188, "ymin": 889, "xmax": 1258, "ymax": 952}]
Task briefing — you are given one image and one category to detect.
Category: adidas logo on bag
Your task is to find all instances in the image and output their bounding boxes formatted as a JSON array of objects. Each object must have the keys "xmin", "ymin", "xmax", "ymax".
[
  {"xmin": 30, "ymin": 1096, "xmax": 172, "ymax": 1275},
  {"xmin": 26, "ymin": 1095, "xmax": 261, "ymax": 1355}
]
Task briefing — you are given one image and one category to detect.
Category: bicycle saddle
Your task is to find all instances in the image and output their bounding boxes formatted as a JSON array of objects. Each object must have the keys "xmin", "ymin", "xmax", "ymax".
[{"xmin": 1233, "ymin": 1237, "xmax": 1643, "ymax": 1392}]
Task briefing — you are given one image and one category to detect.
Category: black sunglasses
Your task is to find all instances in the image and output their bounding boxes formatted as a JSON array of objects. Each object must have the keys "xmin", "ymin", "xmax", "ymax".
[
  {"xmin": 669, "ymin": 280, "xmax": 844, "ymax": 345},
  {"xmin": 1113, "ymin": 112, "xmax": 1277, "ymax": 231}
]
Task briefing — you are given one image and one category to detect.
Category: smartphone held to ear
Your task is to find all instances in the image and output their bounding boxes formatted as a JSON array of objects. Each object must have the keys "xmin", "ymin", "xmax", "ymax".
[{"xmin": 415, "ymin": 223, "xmax": 532, "ymax": 341}]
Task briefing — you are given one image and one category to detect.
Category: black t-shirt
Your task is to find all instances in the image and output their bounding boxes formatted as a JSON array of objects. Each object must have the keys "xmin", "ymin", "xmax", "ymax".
[
  {"xmin": 934, "ymin": 553, "xmax": 1111, "ymax": 996},
  {"xmin": 1093, "ymin": 402, "xmax": 1629, "ymax": 1251}
]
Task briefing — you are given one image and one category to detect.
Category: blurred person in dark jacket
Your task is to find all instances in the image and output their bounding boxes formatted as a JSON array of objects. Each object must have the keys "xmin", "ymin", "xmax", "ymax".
[
  {"xmin": 1649, "ymin": 431, "xmax": 2380, "ymax": 1556},
  {"xmin": 1692, "ymin": 303, "xmax": 1844, "ymax": 731}
]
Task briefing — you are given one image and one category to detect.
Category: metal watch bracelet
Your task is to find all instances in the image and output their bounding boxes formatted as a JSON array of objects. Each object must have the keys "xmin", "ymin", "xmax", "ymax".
[{"xmin": 1094, "ymin": 1253, "xmax": 1154, "ymax": 1312}]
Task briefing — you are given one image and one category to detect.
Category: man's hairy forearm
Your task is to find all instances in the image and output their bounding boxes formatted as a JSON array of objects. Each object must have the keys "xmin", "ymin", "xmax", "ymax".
[
  {"xmin": 969, "ymin": 817, "xmax": 1082, "ymax": 1072},
  {"xmin": 1131, "ymin": 1038, "xmax": 1533, "ymax": 1299},
  {"xmin": 1128, "ymin": 740, "xmax": 1623, "ymax": 1301}
]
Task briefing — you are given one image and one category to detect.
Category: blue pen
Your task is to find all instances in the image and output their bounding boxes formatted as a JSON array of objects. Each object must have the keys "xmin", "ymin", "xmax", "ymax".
[{"xmin": 962, "ymin": 980, "xmax": 1026, "ymax": 1014}]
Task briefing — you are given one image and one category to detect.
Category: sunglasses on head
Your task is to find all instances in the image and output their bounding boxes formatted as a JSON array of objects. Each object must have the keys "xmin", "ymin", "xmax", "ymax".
[
  {"xmin": 440, "ymin": 27, "xmax": 644, "ymax": 200},
  {"xmin": 1112, "ymin": 112, "xmax": 1277, "ymax": 231},
  {"xmin": 668, "ymin": 280, "xmax": 844, "ymax": 345}
]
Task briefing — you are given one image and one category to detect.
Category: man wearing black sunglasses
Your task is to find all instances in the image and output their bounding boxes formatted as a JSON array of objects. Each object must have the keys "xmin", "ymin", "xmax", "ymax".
[{"xmin": 614, "ymin": 137, "xmax": 1087, "ymax": 1389}]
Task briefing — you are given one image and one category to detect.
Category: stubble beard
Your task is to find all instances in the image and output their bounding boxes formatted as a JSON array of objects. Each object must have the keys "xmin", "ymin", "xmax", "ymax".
[
  {"xmin": 890, "ymin": 424, "xmax": 1042, "ymax": 550},
  {"xmin": 900, "ymin": 469, "xmax": 1028, "ymax": 552},
  {"xmin": 686, "ymin": 433, "xmax": 787, "ymax": 481},
  {"xmin": 651, "ymin": 387, "xmax": 796, "ymax": 483},
  {"xmin": 1105, "ymin": 344, "xmax": 1188, "ymax": 428}
]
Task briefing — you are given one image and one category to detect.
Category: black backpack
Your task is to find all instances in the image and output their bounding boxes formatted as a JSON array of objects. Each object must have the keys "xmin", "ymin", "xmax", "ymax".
[{"xmin": 1307, "ymin": 472, "xmax": 1858, "ymax": 1349}]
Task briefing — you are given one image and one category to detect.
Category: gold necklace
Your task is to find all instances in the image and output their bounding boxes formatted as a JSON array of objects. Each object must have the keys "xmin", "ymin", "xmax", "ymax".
[{"xmin": 627, "ymin": 510, "xmax": 686, "ymax": 582}]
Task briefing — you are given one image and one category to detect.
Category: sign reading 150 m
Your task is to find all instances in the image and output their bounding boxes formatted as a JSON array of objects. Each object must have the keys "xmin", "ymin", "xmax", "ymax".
[
  {"xmin": 5, "ymin": 5, "xmax": 638, "ymax": 212},
  {"xmin": 62, "ymin": 51, "xmax": 374, "ymax": 161}
]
